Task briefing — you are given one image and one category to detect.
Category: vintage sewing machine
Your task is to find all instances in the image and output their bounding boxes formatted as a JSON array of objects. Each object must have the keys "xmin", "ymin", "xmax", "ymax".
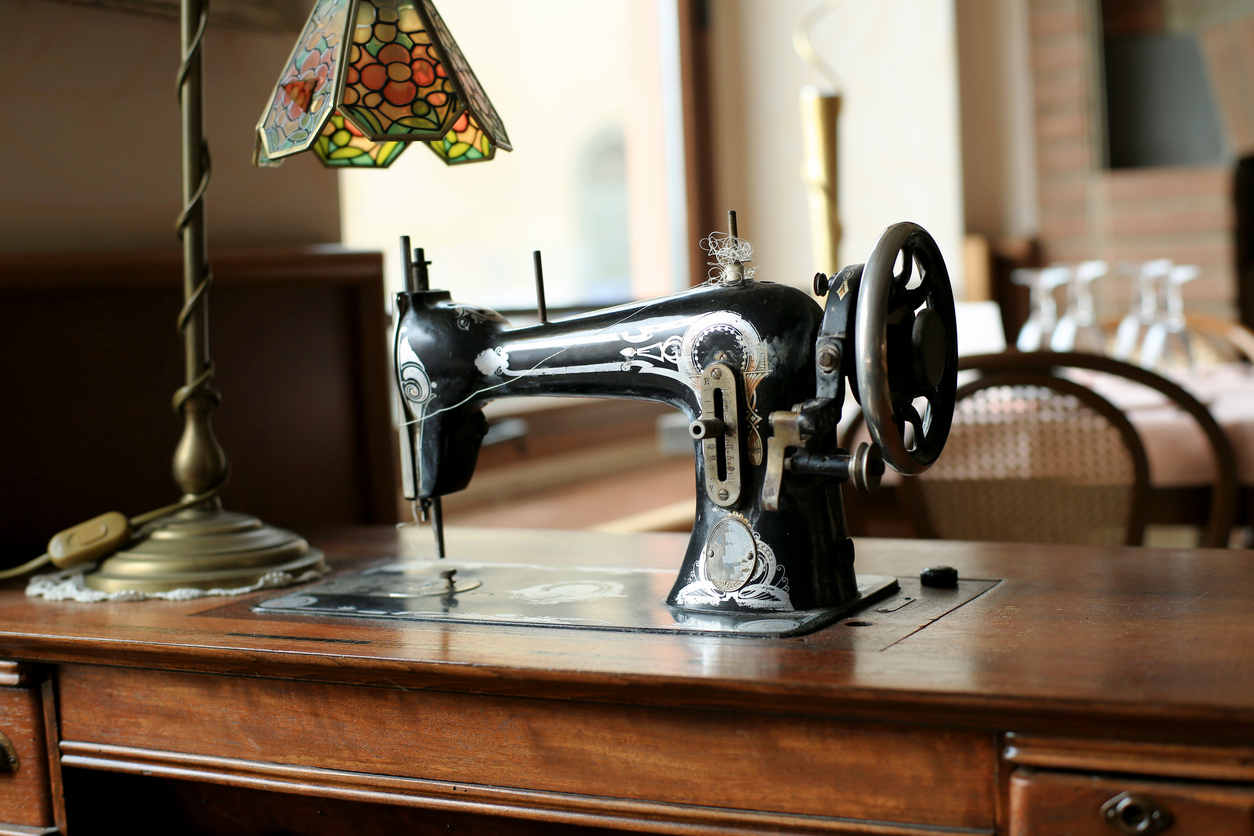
[{"xmin": 260, "ymin": 216, "xmax": 957, "ymax": 636}]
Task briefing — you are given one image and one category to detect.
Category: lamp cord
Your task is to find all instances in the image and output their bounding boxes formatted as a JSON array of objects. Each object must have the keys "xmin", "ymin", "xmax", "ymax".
[
  {"xmin": 0, "ymin": 470, "xmax": 232, "ymax": 582},
  {"xmin": 0, "ymin": 555, "xmax": 53, "ymax": 581},
  {"xmin": 0, "ymin": 2, "xmax": 224, "ymax": 584}
]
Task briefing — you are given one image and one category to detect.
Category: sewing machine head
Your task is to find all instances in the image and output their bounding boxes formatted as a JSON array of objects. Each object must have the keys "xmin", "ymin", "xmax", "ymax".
[{"xmin": 392, "ymin": 215, "xmax": 958, "ymax": 628}]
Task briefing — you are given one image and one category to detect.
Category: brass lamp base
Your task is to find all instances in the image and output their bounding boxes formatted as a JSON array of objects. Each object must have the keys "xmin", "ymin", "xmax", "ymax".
[{"xmin": 85, "ymin": 509, "xmax": 326, "ymax": 593}]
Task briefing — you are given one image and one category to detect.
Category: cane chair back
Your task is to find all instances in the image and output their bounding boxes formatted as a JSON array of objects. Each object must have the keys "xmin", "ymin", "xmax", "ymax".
[
  {"xmin": 903, "ymin": 371, "xmax": 1150, "ymax": 546},
  {"xmin": 958, "ymin": 353, "xmax": 1237, "ymax": 547},
  {"xmin": 840, "ymin": 352, "xmax": 1237, "ymax": 548}
]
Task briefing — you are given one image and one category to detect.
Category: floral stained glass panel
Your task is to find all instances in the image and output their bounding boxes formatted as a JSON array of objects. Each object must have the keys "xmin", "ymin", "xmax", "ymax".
[
  {"xmin": 427, "ymin": 111, "xmax": 495, "ymax": 165},
  {"xmin": 314, "ymin": 111, "xmax": 408, "ymax": 168},
  {"xmin": 258, "ymin": 0, "xmax": 352, "ymax": 159},
  {"xmin": 417, "ymin": 0, "xmax": 511, "ymax": 151},
  {"xmin": 340, "ymin": 0, "xmax": 465, "ymax": 142},
  {"xmin": 253, "ymin": 130, "xmax": 284, "ymax": 168}
]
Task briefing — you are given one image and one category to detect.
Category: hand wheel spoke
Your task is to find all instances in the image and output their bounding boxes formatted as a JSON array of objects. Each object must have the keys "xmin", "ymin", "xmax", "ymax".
[
  {"xmin": 899, "ymin": 282, "xmax": 930, "ymax": 311},
  {"xmin": 901, "ymin": 261, "xmax": 936, "ymax": 310},
  {"xmin": 893, "ymin": 247, "xmax": 914, "ymax": 286},
  {"xmin": 895, "ymin": 403, "xmax": 925, "ymax": 452},
  {"xmin": 891, "ymin": 254, "xmax": 935, "ymax": 311}
]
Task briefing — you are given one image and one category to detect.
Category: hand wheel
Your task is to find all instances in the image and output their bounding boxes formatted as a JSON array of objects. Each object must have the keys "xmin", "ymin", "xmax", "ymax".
[{"xmin": 854, "ymin": 222, "xmax": 958, "ymax": 475}]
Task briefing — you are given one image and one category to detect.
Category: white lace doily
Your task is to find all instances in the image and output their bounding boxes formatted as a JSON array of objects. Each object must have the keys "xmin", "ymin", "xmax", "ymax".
[{"xmin": 25, "ymin": 565, "xmax": 329, "ymax": 603}]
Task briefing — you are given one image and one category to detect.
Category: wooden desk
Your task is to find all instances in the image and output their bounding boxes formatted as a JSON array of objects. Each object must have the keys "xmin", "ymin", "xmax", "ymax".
[{"xmin": 0, "ymin": 528, "xmax": 1250, "ymax": 835}]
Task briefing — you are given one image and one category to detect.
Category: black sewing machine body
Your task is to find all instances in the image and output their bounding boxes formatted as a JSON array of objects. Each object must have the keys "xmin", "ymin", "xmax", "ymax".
[
  {"xmin": 385, "ymin": 222, "xmax": 958, "ymax": 632},
  {"xmin": 396, "ymin": 278, "xmax": 861, "ymax": 615}
]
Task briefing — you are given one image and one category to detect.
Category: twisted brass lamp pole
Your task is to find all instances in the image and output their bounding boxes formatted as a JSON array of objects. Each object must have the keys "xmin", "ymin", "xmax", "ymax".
[
  {"xmin": 84, "ymin": 0, "xmax": 326, "ymax": 592},
  {"xmin": 173, "ymin": 0, "xmax": 227, "ymax": 502}
]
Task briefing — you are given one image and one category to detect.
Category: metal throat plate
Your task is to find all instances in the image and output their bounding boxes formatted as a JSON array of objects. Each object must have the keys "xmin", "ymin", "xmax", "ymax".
[{"xmin": 254, "ymin": 560, "xmax": 899, "ymax": 638}]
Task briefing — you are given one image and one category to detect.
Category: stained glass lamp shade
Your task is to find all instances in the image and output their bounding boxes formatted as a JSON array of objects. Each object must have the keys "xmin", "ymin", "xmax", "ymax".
[
  {"xmin": 428, "ymin": 111, "xmax": 495, "ymax": 165},
  {"xmin": 255, "ymin": 0, "xmax": 510, "ymax": 169},
  {"xmin": 315, "ymin": 112, "xmax": 407, "ymax": 167}
]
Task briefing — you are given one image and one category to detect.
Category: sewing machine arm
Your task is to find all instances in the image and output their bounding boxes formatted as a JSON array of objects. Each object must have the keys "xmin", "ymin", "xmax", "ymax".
[{"xmin": 392, "ymin": 221, "xmax": 957, "ymax": 620}]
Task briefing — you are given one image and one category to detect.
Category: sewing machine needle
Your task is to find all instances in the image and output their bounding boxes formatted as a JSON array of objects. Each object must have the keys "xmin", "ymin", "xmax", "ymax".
[{"xmin": 432, "ymin": 496, "xmax": 446, "ymax": 558}]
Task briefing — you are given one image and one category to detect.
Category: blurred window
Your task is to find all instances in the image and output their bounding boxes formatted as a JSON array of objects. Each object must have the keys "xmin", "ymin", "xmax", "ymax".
[
  {"xmin": 341, "ymin": 0, "xmax": 688, "ymax": 310},
  {"xmin": 1101, "ymin": 0, "xmax": 1229, "ymax": 168}
]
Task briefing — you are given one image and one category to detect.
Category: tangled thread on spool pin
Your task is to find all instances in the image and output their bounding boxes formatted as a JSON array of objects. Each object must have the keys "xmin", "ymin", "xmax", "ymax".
[{"xmin": 700, "ymin": 232, "xmax": 756, "ymax": 282}]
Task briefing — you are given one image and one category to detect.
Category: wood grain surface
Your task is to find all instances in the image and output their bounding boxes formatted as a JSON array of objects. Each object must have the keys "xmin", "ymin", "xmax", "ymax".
[
  {"xmin": 1004, "ymin": 733, "xmax": 1254, "ymax": 783},
  {"xmin": 0, "ymin": 686, "xmax": 53, "ymax": 829},
  {"xmin": 1008, "ymin": 767, "xmax": 1254, "ymax": 836},
  {"xmin": 57, "ymin": 743, "xmax": 995, "ymax": 835},
  {"xmin": 54, "ymin": 664, "xmax": 997, "ymax": 830},
  {"xmin": 0, "ymin": 529, "xmax": 1247, "ymax": 739},
  {"xmin": 0, "ymin": 529, "xmax": 1248, "ymax": 833}
]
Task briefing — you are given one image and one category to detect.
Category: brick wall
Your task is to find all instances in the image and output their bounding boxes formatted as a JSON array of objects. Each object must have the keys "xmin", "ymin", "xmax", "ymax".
[{"xmin": 1029, "ymin": 0, "xmax": 1234, "ymax": 316}]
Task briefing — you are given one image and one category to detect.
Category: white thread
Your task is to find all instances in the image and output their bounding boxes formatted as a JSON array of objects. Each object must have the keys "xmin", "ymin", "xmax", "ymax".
[
  {"xmin": 700, "ymin": 232, "xmax": 756, "ymax": 282},
  {"xmin": 395, "ymin": 499, "xmax": 422, "ymax": 531}
]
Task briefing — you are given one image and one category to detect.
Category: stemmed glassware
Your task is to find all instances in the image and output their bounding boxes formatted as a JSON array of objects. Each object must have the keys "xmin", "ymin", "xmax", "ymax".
[
  {"xmin": 1012, "ymin": 265, "xmax": 1069, "ymax": 352},
  {"xmin": 1014, "ymin": 257, "xmax": 1199, "ymax": 365},
  {"xmin": 1050, "ymin": 260, "xmax": 1107, "ymax": 353},
  {"xmin": 1140, "ymin": 263, "xmax": 1198, "ymax": 371},
  {"xmin": 1113, "ymin": 259, "xmax": 1171, "ymax": 363}
]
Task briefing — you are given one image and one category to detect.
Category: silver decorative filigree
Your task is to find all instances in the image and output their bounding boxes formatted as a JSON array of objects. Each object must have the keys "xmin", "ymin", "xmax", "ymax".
[
  {"xmin": 620, "ymin": 335, "xmax": 683, "ymax": 368},
  {"xmin": 397, "ymin": 336, "xmax": 435, "ymax": 489},
  {"xmin": 678, "ymin": 313, "xmax": 770, "ymax": 464},
  {"xmin": 398, "ymin": 341, "xmax": 434, "ymax": 406},
  {"xmin": 475, "ymin": 347, "xmax": 509, "ymax": 376},
  {"xmin": 481, "ymin": 310, "xmax": 771, "ymax": 446},
  {"xmin": 454, "ymin": 304, "xmax": 507, "ymax": 331},
  {"xmin": 675, "ymin": 517, "xmax": 791, "ymax": 610}
]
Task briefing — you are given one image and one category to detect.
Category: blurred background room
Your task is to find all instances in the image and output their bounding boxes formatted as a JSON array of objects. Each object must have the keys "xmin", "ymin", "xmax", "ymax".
[{"xmin": 4, "ymin": 0, "xmax": 1254, "ymax": 562}]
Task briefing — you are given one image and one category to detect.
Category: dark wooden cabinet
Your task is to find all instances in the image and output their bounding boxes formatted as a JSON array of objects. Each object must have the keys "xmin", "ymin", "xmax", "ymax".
[{"xmin": 0, "ymin": 528, "xmax": 1251, "ymax": 834}]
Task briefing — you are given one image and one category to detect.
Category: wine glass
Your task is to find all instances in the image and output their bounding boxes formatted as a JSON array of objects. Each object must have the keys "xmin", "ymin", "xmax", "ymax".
[
  {"xmin": 1050, "ymin": 260, "xmax": 1107, "ymax": 354},
  {"xmin": 1140, "ymin": 264, "xmax": 1198, "ymax": 371},
  {"xmin": 1013, "ymin": 266, "xmax": 1069, "ymax": 352},
  {"xmin": 1113, "ymin": 259, "xmax": 1172, "ymax": 363}
]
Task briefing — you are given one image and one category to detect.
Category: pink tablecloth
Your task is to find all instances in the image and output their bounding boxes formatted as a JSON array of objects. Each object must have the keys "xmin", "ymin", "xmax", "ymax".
[{"xmin": 1070, "ymin": 364, "xmax": 1254, "ymax": 488}]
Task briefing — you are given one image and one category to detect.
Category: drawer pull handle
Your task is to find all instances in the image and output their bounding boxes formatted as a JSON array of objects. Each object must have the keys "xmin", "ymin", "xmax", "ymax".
[
  {"xmin": 0, "ymin": 731, "xmax": 19, "ymax": 774},
  {"xmin": 1101, "ymin": 792, "xmax": 1172, "ymax": 835}
]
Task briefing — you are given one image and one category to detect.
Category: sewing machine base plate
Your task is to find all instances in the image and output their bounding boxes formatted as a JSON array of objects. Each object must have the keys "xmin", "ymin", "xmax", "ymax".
[{"xmin": 254, "ymin": 560, "xmax": 900, "ymax": 638}]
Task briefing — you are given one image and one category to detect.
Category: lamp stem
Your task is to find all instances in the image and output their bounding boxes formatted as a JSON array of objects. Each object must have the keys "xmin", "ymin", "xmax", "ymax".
[
  {"xmin": 81, "ymin": 0, "xmax": 329, "ymax": 591},
  {"xmin": 173, "ymin": 0, "xmax": 227, "ymax": 502}
]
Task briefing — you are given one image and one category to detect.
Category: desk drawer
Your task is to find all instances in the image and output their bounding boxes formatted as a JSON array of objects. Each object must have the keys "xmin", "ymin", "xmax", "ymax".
[
  {"xmin": 57, "ymin": 664, "xmax": 998, "ymax": 833},
  {"xmin": 0, "ymin": 680, "xmax": 54, "ymax": 830},
  {"xmin": 1009, "ymin": 767, "xmax": 1254, "ymax": 836}
]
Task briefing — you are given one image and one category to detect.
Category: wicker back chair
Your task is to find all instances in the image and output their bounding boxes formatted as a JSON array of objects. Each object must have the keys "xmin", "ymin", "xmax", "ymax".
[
  {"xmin": 903, "ymin": 370, "xmax": 1150, "ymax": 546},
  {"xmin": 841, "ymin": 352, "xmax": 1237, "ymax": 547}
]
